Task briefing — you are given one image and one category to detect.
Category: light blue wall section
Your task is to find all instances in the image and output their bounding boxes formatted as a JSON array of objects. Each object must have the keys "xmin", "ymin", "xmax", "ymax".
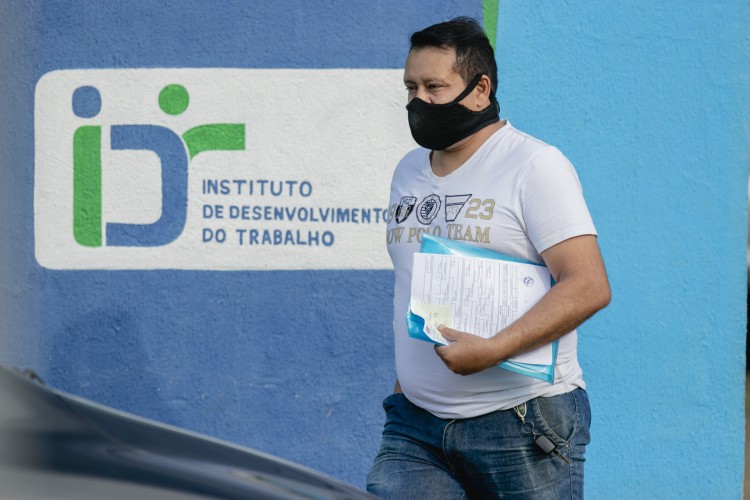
[
  {"xmin": 496, "ymin": 1, "xmax": 749, "ymax": 497},
  {"xmin": 1, "ymin": 0, "xmax": 747, "ymax": 496}
]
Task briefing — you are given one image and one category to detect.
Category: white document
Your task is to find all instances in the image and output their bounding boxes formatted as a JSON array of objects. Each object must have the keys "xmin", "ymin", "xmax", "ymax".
[{"xmin": 410, "ymin": 252, "xmax": 553, "ymax": 365}]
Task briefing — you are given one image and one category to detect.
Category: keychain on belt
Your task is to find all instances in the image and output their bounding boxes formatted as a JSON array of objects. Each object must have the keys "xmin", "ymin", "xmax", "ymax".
[{"xmin": 513, "ymin": 402, "xmax": 571, "ymax": 465}]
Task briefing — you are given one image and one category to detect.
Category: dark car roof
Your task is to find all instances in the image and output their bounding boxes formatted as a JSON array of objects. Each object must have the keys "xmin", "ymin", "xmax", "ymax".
[{"xmin": 0, "ymin": 365, "xmax": 375, "ymax": 499}]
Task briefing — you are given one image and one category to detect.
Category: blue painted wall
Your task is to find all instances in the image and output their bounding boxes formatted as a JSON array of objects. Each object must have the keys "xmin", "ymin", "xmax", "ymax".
[
  {"xmin": 1, "ymin": 0, "xmax": 748, "ymax": 496},
  {"xmin": 496, "ymin": 1, "xmax": 749, "ymax": 497},
  {"xmin": 0, "ymin": 0, "xmax": 481, "ymax": 489}
]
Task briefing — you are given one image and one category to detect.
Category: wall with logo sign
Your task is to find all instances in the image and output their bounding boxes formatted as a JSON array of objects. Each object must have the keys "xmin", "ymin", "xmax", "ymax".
[{"xmin": 0, "ymin": 0, "xmax": 747, "ymax": 496}]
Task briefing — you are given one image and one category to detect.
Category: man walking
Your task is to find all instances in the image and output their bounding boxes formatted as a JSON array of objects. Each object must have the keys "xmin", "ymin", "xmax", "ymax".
[{"xmin": 367, "ymin": 17, "xmax": 610, "ymax": 499}]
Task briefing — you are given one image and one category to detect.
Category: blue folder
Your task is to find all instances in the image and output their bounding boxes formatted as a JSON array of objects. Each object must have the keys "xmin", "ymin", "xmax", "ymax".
[{"xmin": 406, "ymin": 234, "xmax": 558, "ymax": 383}]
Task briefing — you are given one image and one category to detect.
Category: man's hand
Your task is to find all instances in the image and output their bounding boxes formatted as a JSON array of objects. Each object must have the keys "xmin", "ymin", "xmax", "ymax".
[
  {"xmin": 434, "ymin": 325, "xmax": 499, "ymax": 375},
  {"xmin": 433, "ymin": 235, "xmax": 610, "ymax": 377}
]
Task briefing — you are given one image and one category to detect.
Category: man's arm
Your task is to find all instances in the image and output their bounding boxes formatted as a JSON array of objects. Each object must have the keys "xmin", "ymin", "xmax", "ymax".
[{"xmin": 434, "ymin": 234, "xmax": 611, "ymax": 375}]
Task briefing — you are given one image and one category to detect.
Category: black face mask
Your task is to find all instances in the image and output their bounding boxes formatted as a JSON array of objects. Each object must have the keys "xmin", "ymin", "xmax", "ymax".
[{"xmin": 406, "ymin": 74, "xmax": 500, "ymax": 151}]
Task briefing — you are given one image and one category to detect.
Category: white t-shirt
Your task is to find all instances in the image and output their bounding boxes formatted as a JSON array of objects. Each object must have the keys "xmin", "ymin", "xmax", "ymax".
[{"xmin": 386, "ymin": 122, "xmax": 597, "ymax": 419}]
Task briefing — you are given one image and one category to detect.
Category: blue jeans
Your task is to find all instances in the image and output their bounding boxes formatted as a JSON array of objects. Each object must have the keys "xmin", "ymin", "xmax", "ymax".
[{"xmin": 366, "ymin": 388, "xmax": 590, "ymax": 499}]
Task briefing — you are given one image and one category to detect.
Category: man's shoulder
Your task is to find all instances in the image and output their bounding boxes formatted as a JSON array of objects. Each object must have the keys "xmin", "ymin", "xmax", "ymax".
[
  {"xmin": 498, "ymin": 124, "xmax": 554, "ymax": 157},
  {"xmin": 399, "ymin": 146, "xmax": 429, "ymax": 162},
  {"xmin": 488, "ymin": 124, "xmax": 573, "ymax": 174},
  {"xmin": 393, "ymin": 146, "xmax": 428, "ymax": 174}
]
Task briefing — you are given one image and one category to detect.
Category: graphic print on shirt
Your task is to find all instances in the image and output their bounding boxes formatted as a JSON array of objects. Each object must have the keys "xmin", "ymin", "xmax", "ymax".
[
  {"xmin": 416, "ymin": 195, "xmax": 441, "ymax": 224},
  {"xmin": 395, "ymin": 196, "xmax": 416, "ymax": 223},
  {"xmin": 445, "ymin": 194, "xmax": 472, "ymax": 221},
  {"xmin": 387, "ymin": 193, "xmax": 495, "ymax": 246}
]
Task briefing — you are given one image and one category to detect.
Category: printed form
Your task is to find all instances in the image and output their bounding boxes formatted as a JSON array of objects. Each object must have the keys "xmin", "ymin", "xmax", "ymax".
[{"xmin": 410, "ymin": 252, "xmax": 553, "ymax": 365}]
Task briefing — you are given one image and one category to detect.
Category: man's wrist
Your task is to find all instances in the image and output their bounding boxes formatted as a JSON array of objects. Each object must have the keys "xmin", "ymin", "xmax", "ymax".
[{"xmin": 487, "ymin": 330, "xmax": 511, "ymax": 365}]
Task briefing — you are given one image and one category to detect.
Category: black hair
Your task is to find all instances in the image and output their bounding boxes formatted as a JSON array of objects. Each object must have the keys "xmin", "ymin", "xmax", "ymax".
[{"xmin": 409, "ymin": 17, "xmax": 498, "ymax": 97}]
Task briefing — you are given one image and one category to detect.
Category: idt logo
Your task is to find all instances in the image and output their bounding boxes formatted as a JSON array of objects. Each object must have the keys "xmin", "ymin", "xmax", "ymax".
[{"xmin": 71, "ymin": 83, "xmax": 244, "ymax": 247}]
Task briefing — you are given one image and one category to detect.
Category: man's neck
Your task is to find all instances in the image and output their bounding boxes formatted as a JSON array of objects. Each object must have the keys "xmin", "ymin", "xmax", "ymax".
[{"xmin": 430, "ymin": 121, "xmax": 505, "ymax": 177}]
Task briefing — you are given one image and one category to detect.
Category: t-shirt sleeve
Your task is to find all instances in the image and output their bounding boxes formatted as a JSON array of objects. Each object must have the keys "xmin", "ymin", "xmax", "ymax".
[{"xmin": 517, "ymin": 146, "xmax": 597, "ymax": 254}]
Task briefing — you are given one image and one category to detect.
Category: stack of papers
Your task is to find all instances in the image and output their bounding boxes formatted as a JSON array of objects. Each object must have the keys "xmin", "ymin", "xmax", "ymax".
[{"xmin": 406, "ymin": 234, "xmax": 558, "ymax": 383}]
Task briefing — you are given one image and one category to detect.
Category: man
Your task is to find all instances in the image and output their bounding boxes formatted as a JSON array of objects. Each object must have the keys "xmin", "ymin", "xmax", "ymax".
[{"xmin": 367, "ymin": 17, "xmax": 610, "ymax": 499}]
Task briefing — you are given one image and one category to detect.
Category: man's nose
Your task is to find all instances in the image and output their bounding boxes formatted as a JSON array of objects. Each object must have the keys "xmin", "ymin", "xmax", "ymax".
[{"xmin": 414, "ymin": 87, "xmax": 431, "ymax": 102}]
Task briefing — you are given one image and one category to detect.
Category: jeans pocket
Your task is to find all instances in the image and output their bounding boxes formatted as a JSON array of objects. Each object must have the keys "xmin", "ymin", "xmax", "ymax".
[
  {"xmin": 382, "ymin": 392, "xmax": 404, "ymax": 413},
  {"xmin": 528, "ymin": 390, "xmax": 581, "ymax": 448}
]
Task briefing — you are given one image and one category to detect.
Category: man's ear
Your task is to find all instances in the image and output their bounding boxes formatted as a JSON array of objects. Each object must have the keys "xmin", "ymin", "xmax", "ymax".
[{"xmin": 475, "ymin": 75, "xmax": 493, "ymax": 108}]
